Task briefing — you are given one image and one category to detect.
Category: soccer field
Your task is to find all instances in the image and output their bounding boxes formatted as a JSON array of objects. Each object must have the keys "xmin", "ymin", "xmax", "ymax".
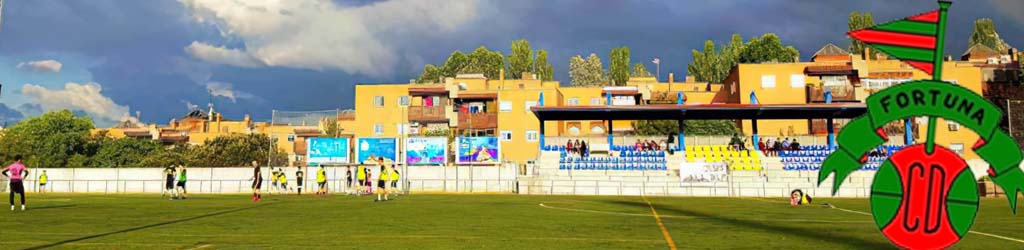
[{"xmin": 3, "ymin": 194, "xmax": 1023, "ymax": 249}]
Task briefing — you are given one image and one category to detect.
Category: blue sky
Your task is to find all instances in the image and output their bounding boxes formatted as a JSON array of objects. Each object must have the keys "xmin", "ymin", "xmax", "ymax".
[{"xmin": 0, "ymin": 0, "xmax": 1021, "ymax": 127}]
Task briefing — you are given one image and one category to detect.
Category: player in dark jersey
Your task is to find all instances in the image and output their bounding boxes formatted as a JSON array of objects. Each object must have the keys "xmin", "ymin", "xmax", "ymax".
[
  {"xmin": 163, "ymin": 165, "xmax": 176, "ymax": 199},
  {"xmin": 251, "ymin": 161, "xmax": 263, "ymax": 202},
  {"xmin": 295, "ymin": 166, "xmax": 305, "ymax": 195}
]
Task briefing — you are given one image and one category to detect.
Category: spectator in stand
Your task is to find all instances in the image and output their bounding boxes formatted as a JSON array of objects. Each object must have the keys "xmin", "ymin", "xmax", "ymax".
[
  {"xmin": 580, "ymin": 141, "xmax": 589, "ymax": 157},
  {"xmin": 573, "ymin": 140, "xmax": 581, "ymax": 156},
  {"xmin": 781, "ymin": 138, "xmax": 791, "ymax": 152},
  {"xmin": 634, "ymin": 139, "xmax": 643, "ymax": 151},
  {"xmin": 880, "ymin": 147, "xmax": 888, "ymax": 156},
  {"xmin": 773, "ymin": 138, "xmax": 783, "ymax": 155},
  {"xmin": 666, "ymin": 133, "xmax": 677, "ymax": 155},
  {"xmin": 758, "ymin": 138, "xmax": 766, "ymax": 152},
  {"xmin": 729, "ymin": 133, "xmax": 743, "ymax": 151},
  {"xmin": 790, "ymin": 139, "xmax": 801, "ymax": 151},
  {"xmin": 652, "ymin": 140, "xmax": 661, "ymax": 151},
  {"xmin": 566, "ymin": 140, "xmax": 575, "ymax": 156},
  {"xmin": 765, "ymin": 138, "xmax": 774, "ymax": 156}
]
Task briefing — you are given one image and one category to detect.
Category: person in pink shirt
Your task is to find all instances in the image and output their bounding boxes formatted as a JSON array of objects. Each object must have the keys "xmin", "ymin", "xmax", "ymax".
[{"xmin": 3, "ymin": 155, "xmax": 28, "ymax": 211}]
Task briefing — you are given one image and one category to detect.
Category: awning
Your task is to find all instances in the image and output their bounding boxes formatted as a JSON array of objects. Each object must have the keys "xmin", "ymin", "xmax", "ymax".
[
  {"xmin": 408, "ymin": 87, "xmax": 448, "ymax": 96},
  {"xmin": 530, "ymin": 103, "xmax": 867, "ymax": 121},
  {"xmin": 457, "ymin": 93, "xmax": 498, "ymax": 99}
]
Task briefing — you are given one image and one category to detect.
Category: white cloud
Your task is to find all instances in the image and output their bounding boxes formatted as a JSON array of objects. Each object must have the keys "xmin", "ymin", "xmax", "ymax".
[
  {"xmin": 179, "ymin": 0, "xmax": 480, "ymax": 77},
  {"xmin": 185, "ymin": 42, "xmax": 265, "ymax": 68},
  {"xmin": 21, "ymin": 82, "xmax": 132, "ymax": 126},
  {"xmin": 16, "ymin": 59, "xmax": 63, "ymax": 73},
  {"xmin": 181, "ymin": 100, "xmax": 200, "ymax": 111},
  {"xmin": 206, "ymin": 81, "xmax": 255, "ymax": 103}
]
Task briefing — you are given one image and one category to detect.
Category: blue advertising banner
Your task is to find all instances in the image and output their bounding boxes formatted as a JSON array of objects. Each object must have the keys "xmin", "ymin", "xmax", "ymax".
[
  {"xmin": 405, "ymin": 137, "xmax": 447, "ymax": 165},
  {"xmin": 307, "ymin": 138, "xmax": 349, "ymax": 165},
  {"xmin": 356, "ymin": 137, "xmax": 398, "ymax": 163},
  {"xmin": 456, "ymin": 137, "xmax": 499, "ymax": 164}
]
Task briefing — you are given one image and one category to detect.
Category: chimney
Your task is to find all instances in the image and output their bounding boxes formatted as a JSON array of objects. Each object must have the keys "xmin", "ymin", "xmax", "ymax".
[
  {"xmin": 668, "ymin": 73, "xmax": 674, "ymax": 84},
  {"xmin": 244, "ymin": 114, "xmax": 251, "ymax": 123},
  {"xmin": 217, "ymin": 113, "xmax": 223, "ymax": 122},
  {"xmin": 864, "ymin": 47, "xmax": 871, "ymax": 61},
  {"xmin": 685, "ymin": 76, "xmax": 695, "ymax": 83}
]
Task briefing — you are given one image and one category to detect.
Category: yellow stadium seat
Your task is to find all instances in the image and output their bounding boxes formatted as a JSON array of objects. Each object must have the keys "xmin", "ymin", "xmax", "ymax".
[{"xmin": 686, "ymin": 145, "xmax": 694, "ymax": 152}]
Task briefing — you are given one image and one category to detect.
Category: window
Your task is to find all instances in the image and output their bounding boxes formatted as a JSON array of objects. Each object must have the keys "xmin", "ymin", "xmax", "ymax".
[
  {"xmin": 287, "ymin": 134, "xmax": 296, "ymax": 142},
  {"xmin": 590, "ymin": 98, "xmax": 602, "ymax": 105},
  {"xmin": 373, "ymin": 96, "xmax": 384, "ymax": 107},
  {"xmin": 524, "ymin": 101, "xmax": 537, "ymax": 112},
  {"xmin": 398, "ymin": 96, "xmax": 410, "ymax": 106},
  {"xmin": 526, "ymin": 130, "xmax": 539, "ymax": 142},
  {"xmin": 950, "ymin": 143, "xmax": 965, "ymax": 155},
  {"xmin": 947, "ymin": 120, "xmax": 960, "ymax": 131},
  {"xmin": 821, "ymin": 75, "xmax": 850, "ymax": 87},
  {"xmin": 424, "ymin": 96, "xmax": 440, "ymax": 107},
  {"xmin": 373, "ymin": 123, "xmax": 384, "ymax": 135},
  {"xmin": 397, "ymin": 123, "xmax": 408, "ymax": 135},
  {"xmin": 568, "ymin": 98, "xmax": 580, "ymax": 106},
  {"xmin": 790, "ymin": 74, "xmax": 805, "ymax": 88},
  {"xmin": 761, "ymin": 75, "xmax": 776, "ymax": 88},
  {"xmin": 500, "ymin": 130, "xmax": 513, "ymax": 141},
  {"xmin": 499, "ymin": 101, "xmax": 513, "ymax": 112}
]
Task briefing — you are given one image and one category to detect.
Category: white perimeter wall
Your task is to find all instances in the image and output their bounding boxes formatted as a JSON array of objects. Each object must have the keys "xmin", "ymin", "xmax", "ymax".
[{"xmin": 2, "ymin": 165, "xmax": 518, "ymax": 194}]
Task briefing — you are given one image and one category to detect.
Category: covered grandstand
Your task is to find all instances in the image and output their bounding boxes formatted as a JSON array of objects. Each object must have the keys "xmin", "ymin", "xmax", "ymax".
[{"xmin": 520, "ymin": 102, "xmax": 913, "ymax": 197}]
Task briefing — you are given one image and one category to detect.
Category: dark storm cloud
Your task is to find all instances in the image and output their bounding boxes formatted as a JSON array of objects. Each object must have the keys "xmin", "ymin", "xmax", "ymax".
[{"xmin": 1, "ymin": 0, "xmax": 1021, "ymax": 124}]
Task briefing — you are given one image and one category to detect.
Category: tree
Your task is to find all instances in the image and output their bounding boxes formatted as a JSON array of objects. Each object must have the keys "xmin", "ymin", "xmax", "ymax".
[
  {"xmin": 441, "ymin": 51, "xmax": 469, "ymax": 78},
  {"xmin": 687, "ymin": 34, "xmax": 745, "ymax": 84},
  {"xmin": 688, "ymin": 40, "xmax": 722, "ymax": 83},
  {"xmin": 848, "ymin": 11, "xmax": 875, "ymax": 55},
  {"xmin": 633, "ymin": 120, "xmax": 739, "ymax": 136},
  {"xmin": 609, "ymin": 46, "xmax": 631, "ymax": 85},
  {"xmin": 416, "ymin": 64, "xmax": 442, "ymax": 83},
  {"xmin": 140, "ymin": 145, "xmax": 193, "ymax": 168},
  {"xmin": 738, "ymin": 33, "xmax": 799, "ymax": 63},
  {"xmin": 0, "ymin": 110, "xmax": 94, "ymax": 168},
  {"xmin": 534, "ymin": 50, "xmax": 554, "ymax": 81},
  {"xmin": 507, "ymin": 39, "xmax": 533, "ymax": 79},
  {"xmin": 92, "ymin": 138, "xmax": 163, "ymax": 168},
  {"xmin": 969, "ymin": 18, "xmax": 1008, "ymax": 52},
  {"xmin": 631, "ymin": 63, "xmax": 652, "ymax": 77},
  {"xmin": 569, "ymin": 53, "xmax": 605, "ymax": 86},
  {"xmin": 462, "ymin": 46, "xmax": 505, "ymax": 79},
  {"xmin": 192, "ymin": 134, "xmax": 287, "ymax": 167},
  {"xmin": 321, "ymin": 118, "xmax": 342, "ymax": 137}
]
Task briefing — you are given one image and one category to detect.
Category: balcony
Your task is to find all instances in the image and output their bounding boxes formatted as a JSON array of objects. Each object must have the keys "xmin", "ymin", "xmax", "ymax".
[
  {"xmin": 807, "ymin": 85, "xmax": 857, "ymax": 103},
  {"xmin": 409, "ymin": 106, "xmax": 448, "ymax": 122},
  {"xmin": 458, "ymin": 113, "xmax": 498, "ymax": 129}
]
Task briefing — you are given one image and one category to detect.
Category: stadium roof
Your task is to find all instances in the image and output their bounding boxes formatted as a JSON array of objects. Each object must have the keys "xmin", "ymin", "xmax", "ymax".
[{"xmin": 530, "ymin": 103, "xmax": 867, "ymax": 121}]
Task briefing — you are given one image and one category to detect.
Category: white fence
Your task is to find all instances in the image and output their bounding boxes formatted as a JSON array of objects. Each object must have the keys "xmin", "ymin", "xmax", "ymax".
[{"xmin": 5, "ymin": 165, "xmax": 519, "ymax": 194}]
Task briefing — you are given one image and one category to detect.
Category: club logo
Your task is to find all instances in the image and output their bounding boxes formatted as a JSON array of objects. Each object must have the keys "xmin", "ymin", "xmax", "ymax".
[{"xmin": 820, "ymin": 1, "xmax": 1024, "ymax": 249}]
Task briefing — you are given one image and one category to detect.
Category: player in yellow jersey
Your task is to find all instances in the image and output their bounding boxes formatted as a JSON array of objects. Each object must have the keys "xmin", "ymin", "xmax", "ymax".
[{"xmin": 316, "ymin": 166, "xmax": 327, "ymax": 195}]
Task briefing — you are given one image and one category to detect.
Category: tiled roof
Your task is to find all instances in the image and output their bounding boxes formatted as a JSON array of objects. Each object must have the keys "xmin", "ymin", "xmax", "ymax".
[
  {"xmin": 804, "ymin": 65, "xmax": 855, "ymax": 76},
  {"xmin": 961, "ymin": 44, "xmax": 1000, "ymax": 57},
  {"xmin": 813, "ymin": 43, "xmax": 848, "ymax": 57}
]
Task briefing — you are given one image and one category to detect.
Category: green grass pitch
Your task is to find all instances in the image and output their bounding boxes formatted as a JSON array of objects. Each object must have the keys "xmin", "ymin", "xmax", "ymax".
[{"xmin": 2, "ymin": 193, "xmax": 1023, "ymax": 249}]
